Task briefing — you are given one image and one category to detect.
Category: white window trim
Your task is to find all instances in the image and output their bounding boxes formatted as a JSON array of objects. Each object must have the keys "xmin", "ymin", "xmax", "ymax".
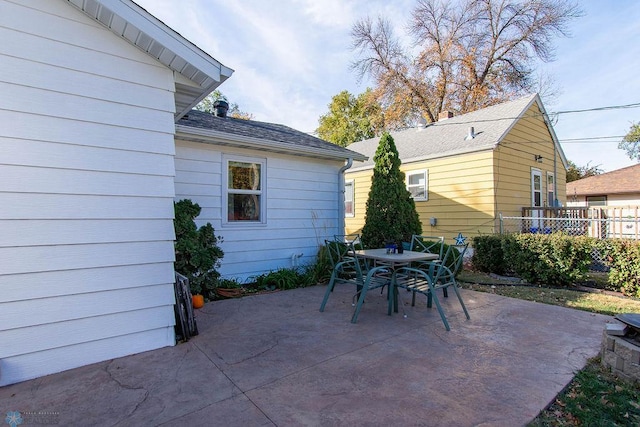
[
  {"xmin": 586, "ymin": 195, "xmax": 607, "ymax": 207},
  {"xmin": 406, "ymin": 169, "xmax": 428, "ymax": 201},
  {"xmin": 531, "ymin": 168, "xmax": 543, "ymax": 207},
  {"xmin": 222, "ymin": 154, "xmax": 267, "ymax": 226},
  {"xmin": 546, "ymin": 171, "xmax": 555, "ymax": 207},
  {"xmin": 344, "ymin": 179, "xmax": 355, "ymax": 218}
]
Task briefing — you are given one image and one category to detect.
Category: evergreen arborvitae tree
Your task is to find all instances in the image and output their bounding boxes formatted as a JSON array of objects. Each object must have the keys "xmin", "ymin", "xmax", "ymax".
[{"xmin": 361, "ymin": 132, "xmax": 422, "ymax": 248}]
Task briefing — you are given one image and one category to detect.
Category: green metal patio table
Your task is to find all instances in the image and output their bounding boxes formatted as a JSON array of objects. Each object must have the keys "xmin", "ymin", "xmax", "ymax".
[{"xmin": 351, "ymin": 249, "xmax": 439, "ymax": 322}]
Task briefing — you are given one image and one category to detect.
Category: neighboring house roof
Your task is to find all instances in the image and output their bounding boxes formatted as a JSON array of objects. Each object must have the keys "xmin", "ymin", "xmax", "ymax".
[
  {"xmin": 176, "ymin": 110, "xmax": 367, "ymax": 162},
  {"xmin": 347, "ymin": 93, "xmax": 567, "ymax": 171},
  {"xmin": 567, "ymin": 163, "xmax": 640, "ymax": 196},
  {"xmin": 68, "ymin": 0, "xmax": 233, "ymax": 119}
]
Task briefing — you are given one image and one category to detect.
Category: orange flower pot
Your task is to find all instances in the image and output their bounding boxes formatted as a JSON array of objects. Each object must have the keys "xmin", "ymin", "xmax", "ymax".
[{"xmin": 192, "ymin": 294, "xmax": 205, "ymax": 309}]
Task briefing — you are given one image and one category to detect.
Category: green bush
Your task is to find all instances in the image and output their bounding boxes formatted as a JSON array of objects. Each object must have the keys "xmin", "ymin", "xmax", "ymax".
[
  {"xmin": 174, "ymin": 199, "xmax": 224, "ymax": 299},
  {"xmin": 502, "ymin": 233, "xmax": 593, "ymax": 286},
  {"xmin": 472, "ymin": 235, "xmax": 507, "ymax": 275},
  {"xmin": 471, "ymin": 233, "xmax": 596, "ymax": 286},
  {"xmin": 600, "ymin": 239, "xmax": 640, "ymax": 298},
  {"xmin": 254, "ymin": 268, "xmax": 309, "ymax": 291}
]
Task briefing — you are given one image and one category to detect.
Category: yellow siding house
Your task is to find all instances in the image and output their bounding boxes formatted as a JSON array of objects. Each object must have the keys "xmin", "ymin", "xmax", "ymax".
[{"xmin": 344, "ymin": 94, "xmax": 567, "ymax": 239}]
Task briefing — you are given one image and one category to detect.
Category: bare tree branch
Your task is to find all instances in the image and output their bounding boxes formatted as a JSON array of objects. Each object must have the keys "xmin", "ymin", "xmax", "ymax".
[{"xmin": 350, "ymin": 0, "xmax": 583, "ymax": 127}]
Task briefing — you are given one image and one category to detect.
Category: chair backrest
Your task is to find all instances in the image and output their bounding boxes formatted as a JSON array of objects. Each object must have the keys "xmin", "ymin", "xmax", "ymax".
[
  {"xmin": 442, "ymin": 243, "xmax": 469, "ymax": 276},
  {"xmin": 324, "ymin": 239, "xmax": 365, "ymax": 282},
  {"xmin": 325, "ymin": 240, "xmax": 351, "ymax": 266},
  {"xmin": 410, "ymin": 235, "xmax": 445, "ymax": 259},
  {"xmin": 334, "ymin": 234, "xmax": 362, "ymax": 250}
]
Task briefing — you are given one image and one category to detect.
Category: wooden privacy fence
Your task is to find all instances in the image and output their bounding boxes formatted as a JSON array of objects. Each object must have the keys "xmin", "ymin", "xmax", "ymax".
[{"xmin": 499, "ymin": 206, "xmax": 640, "ymax": 240}]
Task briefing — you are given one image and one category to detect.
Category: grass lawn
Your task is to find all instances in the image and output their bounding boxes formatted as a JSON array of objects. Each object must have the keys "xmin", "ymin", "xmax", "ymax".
[
  {"xmin": 458, "ymin": 271, "xmax": 640, "ymax": 316},
  {"xmin": 457, "ymin": 271, "xmax": 640, "ymax": 426}
]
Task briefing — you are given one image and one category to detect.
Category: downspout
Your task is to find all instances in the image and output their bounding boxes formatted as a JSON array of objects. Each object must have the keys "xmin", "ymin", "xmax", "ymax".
[
  {"xmin": 338, "ymin": 158, "xmax": 354, "ymax": 235},
  {"xmin": 554, "ymin": 142, "xmax": 558, "ymax": 206}
]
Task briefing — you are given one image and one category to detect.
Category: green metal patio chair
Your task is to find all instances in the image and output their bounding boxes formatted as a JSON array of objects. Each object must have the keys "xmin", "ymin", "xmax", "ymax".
[
  {"xmin": 320, "ymin": 239, "xmax": 390, "ymax": 323},
  {"xmin": 392, "ymin": 243, "xmax": 470, "ymax": 331},
  {"xmin": 405, "ymin": 235, "xmax": 445, "ymax": 276},
  {"xmin": 334, "ymin": 233, "xmax": 362, "ymax": 248},
  {"xmin": 437, "ymin": 242, "xmax": 468, "ymax": 299},
  {"xmin": 410, "ymin": 235, "xmax": 445, "ymax": 260}
]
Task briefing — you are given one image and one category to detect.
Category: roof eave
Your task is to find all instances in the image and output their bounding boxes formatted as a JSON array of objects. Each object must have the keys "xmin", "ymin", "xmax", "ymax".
[
  {"xmin": 347, "ymin": 146, "xmax": 494, "ymax": 173},
  {"xmin": 534, "ymin": 94, "xmax": 569, "ymax": 170},
  {"xmin": 490, "ymin": 94, "xmax": 568, "ymax": 170},
  {"xmin": 175, "ymin": 125, "xmax": 368, "ymax": 162},
  {"xmin": 68, "ymin": 0, "xmax": 234, "ymax": 120}
]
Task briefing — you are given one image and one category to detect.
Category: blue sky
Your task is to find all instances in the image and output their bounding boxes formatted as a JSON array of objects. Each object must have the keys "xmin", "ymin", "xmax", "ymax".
[{"xmin": 135, "ymin": 0, "xmax": 639, "ymax": 172}]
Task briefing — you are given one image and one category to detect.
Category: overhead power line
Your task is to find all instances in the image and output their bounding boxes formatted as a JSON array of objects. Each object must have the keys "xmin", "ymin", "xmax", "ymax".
[
  {"xmin": 307, "ymin": 101, "xmax": 640, "ymax": 137},
  {"xmin": 560, "ymin": 135, "xmax": 625, "ymax": 141},
  {"xmin": 552, "ymin": 102, "xmax": 640, "ymax": 115},
  {"xmin": 418, "ymin": 101, "xmax": 640, "ymax": 127}
]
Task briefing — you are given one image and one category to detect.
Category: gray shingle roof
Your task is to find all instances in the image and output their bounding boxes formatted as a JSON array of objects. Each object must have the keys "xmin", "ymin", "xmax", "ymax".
[
  {"xmin": 177, "ymin": 110, "xmax": 366, "ymax": 161},
  {"xmin": 347, "ymin": 94, "xmax": 541, "ymax": 170}
]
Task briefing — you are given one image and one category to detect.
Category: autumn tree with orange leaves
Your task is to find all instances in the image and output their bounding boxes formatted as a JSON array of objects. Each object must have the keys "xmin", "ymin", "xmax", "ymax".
[{"xmin": 350, "ymin": 0, "xmax": 582, "ymax": 128}]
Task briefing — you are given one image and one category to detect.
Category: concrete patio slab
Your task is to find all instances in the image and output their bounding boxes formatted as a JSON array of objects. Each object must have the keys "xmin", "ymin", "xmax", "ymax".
[{"xmin": 0, "ymin": 285, "xmax": 612, "ymax": 426}]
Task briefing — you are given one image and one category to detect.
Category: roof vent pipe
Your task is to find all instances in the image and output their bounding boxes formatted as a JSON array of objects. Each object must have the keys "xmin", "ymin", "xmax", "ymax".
[
  {"xmin": 465, "ymin": 126, "xmax": 475, "ymax": 140},
  {"xmin": 213, "ymin": 100, "xmax": 229, "ymax": 118}
]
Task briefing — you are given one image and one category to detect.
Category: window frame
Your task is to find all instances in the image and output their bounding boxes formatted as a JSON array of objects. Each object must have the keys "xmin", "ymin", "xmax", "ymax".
[
  {"xmin": 586, "ymin": 195, "xmax": 607, "ymax": 207},
  {"xmin": 344, "ymin": 179, "xmax": 354, "ymax": 218},
  {"xmin": 546, "ymin": 172, "xmax": 555, "ymax": 207},
  {"xmin": 406, "ymin": 169, "xmax": 428, "ymax": 201},
  {"xmin": 222, "ymin": 154, "xmax": 267, "ymax": 226},
  {"xmin": 531, "ymin": 168, "xmax": 543, "ymax": 208}
]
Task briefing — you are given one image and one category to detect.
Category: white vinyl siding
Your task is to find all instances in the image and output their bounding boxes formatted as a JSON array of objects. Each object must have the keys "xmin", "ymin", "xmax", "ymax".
[
  {"xmin": 175, "ymin": 141, "xmax": 344, "ymax": 282},
  {"xmin": 0, "ymin": 1, "xmax": 177, "ymax": 386}
]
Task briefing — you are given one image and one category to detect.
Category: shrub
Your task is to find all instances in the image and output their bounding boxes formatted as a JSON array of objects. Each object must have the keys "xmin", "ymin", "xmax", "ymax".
[
  {"xmin": 472, "ymin": 235, "xmax": 507, "ymax": 275},
  {"xmin": 471, "ymin": 233, "xmax": 597, "ymax": 286},
  {"xmin": 174, "ymin": 199, "xmax": 224, "ymax": 299},
  {"xmin": 502, "ymin": 232, "xmax": 593, "ymax": 286},
  {"xmin": 600, "ymin": 239, "xmax": 640, "ymax": 298},
  {"xmin": 254, "ymin": 268, "xmax": 309, "ymax": 291}
]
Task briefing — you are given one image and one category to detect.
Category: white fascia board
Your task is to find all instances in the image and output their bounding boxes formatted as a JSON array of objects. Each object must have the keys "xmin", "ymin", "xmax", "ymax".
[
  {"xmin": 492, "ymin": 94, "xmax": 568, "ymax": 170},
  {"xmin": 534, "ymin": 95, "xmax": 569, "ymax": 170},
  {"xmin": 175, "ymin": 125, "xmax": 367, "ymax": 162},
  {"xmin": 69, "ymin": 0, "xmax": 233, "ymax": 84}
]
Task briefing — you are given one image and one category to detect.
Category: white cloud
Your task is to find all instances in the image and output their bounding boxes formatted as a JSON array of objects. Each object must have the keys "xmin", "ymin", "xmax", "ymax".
[
  {"xmin": 294, "ymin": 0, "xmax": 358, "ymax": 28},
  {"xmin": 134, "ymin": 0, "xmax": 639, "ymax": 171}
]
